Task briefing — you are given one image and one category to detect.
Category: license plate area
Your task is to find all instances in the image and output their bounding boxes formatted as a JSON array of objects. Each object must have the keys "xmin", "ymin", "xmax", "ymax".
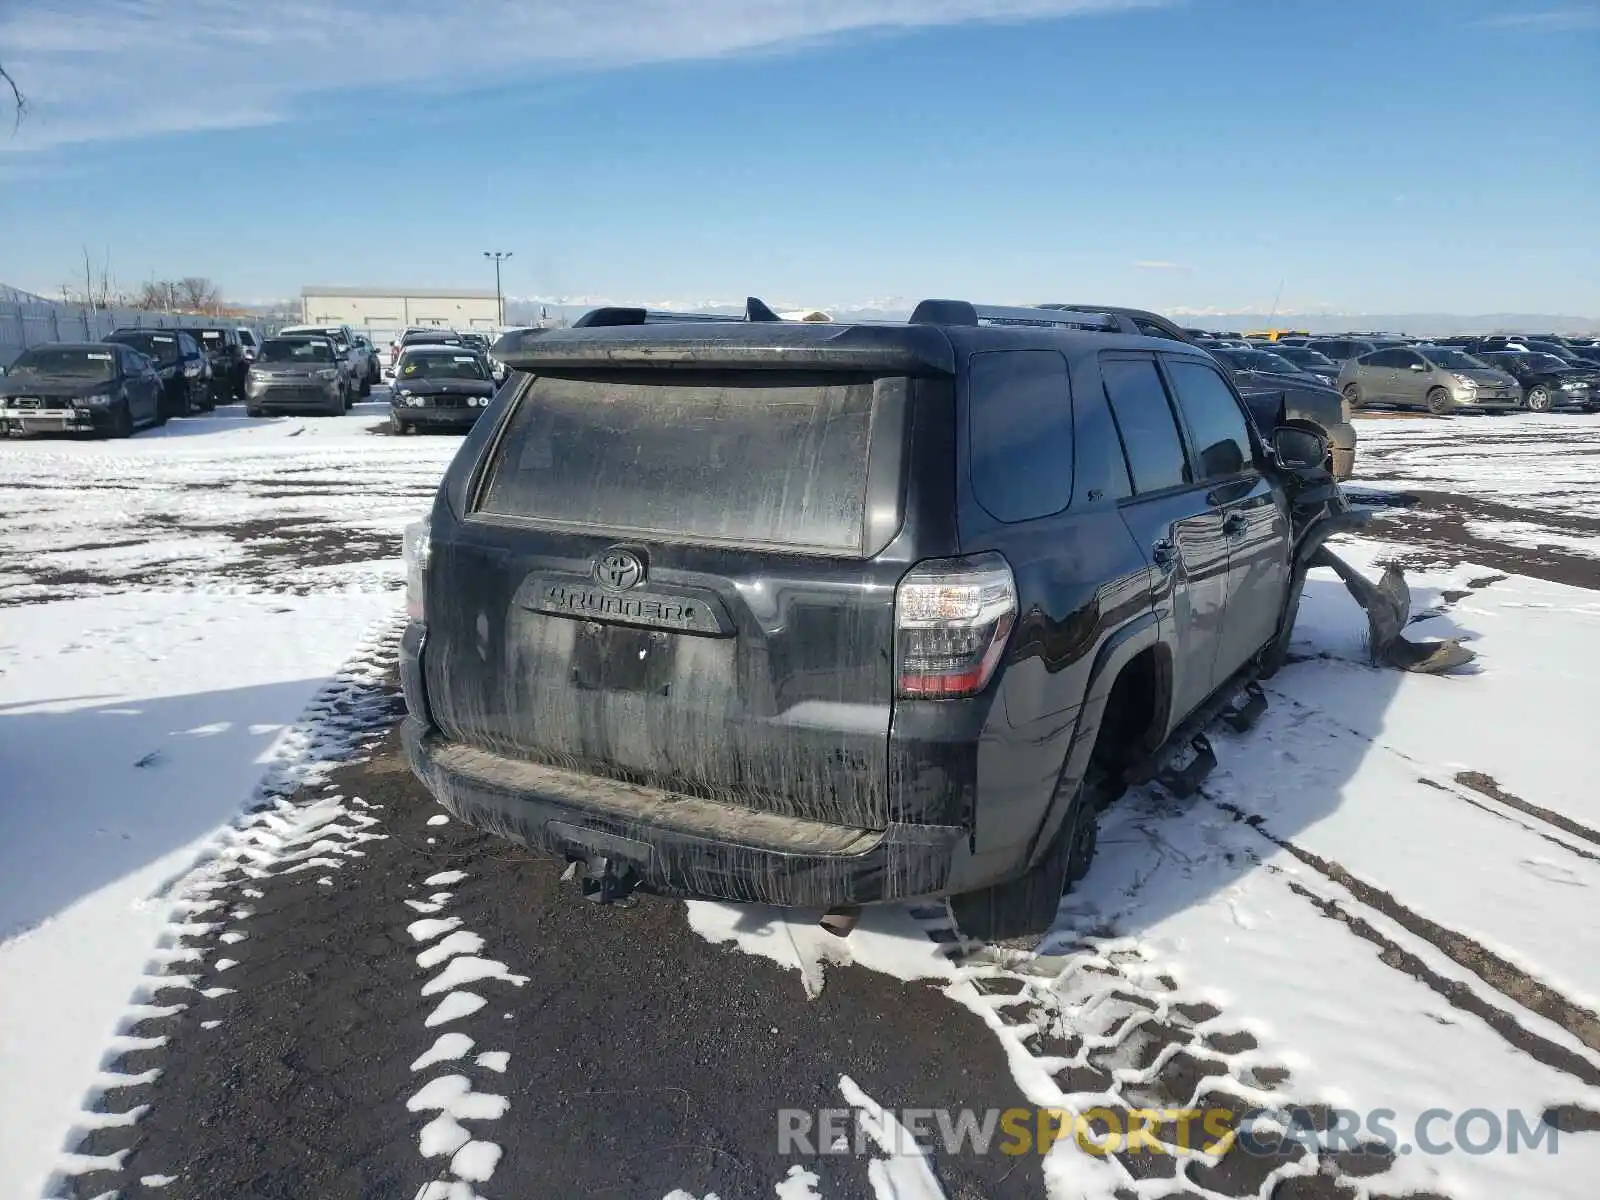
[{"xmin": 571, "ymin": 621, "xmax": 675, "ymax": 695}]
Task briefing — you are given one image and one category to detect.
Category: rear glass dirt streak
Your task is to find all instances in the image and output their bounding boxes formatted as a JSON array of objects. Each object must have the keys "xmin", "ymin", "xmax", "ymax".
[{"xmin": 471, "ymin": 370, "xmax": 888, "ymax": 555}]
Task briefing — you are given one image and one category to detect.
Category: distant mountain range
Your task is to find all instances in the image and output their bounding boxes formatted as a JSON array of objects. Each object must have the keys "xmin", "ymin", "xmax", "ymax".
[{"xmin": 500, "ymin": 297, "xmax": 1598, "ymax": 337}]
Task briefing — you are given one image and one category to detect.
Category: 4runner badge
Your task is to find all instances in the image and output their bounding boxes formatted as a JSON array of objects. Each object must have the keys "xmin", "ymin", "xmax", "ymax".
[{"xmin": 593, "ymin": 548, "xmax": 645, "ymax": 591}]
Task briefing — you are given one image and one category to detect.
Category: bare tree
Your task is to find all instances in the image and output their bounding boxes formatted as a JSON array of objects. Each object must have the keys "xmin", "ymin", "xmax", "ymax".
[
  {"xmin": 178, "ymin": 276, "xmax": 222, "ymax": 313},
  {"xmin": 1, "ymin": 62, "xmax": 25, "ymax": 131}
]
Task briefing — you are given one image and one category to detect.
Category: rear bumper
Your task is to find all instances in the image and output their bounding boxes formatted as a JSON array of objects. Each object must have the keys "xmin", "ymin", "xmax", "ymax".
[{"xmin": 401, "ymin": 717, "xmax": 965, "ymax": 906}]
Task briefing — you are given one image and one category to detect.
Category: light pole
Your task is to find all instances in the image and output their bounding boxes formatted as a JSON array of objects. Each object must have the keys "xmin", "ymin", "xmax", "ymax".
[{"xmin": 483, "ymin": 251, "xmax": 512, "ymax": 327}]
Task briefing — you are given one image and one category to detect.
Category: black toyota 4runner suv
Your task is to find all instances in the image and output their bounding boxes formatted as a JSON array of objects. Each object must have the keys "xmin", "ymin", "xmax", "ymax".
[{"xmin": 400, "ymin": 300, "xmax": 1332, "ymax": 939}]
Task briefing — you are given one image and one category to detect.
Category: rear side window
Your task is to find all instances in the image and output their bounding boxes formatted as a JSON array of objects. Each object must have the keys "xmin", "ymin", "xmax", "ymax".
[
  {"xmin": 1164, "ymin": 359, "xmax": 1253, "ymax": 481},
  {"xmin": 476, "ymin": 370, "xmax": 883, "ymax": 554},
  {"xmin": 1100, "ymin": 357, "xmax": 1190, "ymax": 494},
  {"xmin": 965, "ymin": 350, "xmax": 1073, "ymax": 523}
]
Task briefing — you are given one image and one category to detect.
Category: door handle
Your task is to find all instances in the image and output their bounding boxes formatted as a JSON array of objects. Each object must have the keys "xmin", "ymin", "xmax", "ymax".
[
  {"xmin": 1223, "ymin": 512, "xmax": 1247, "ymax": 538},
  {"xmin": 1151, "ymin": 539, "xmax": 1177, "ymax": 569}
]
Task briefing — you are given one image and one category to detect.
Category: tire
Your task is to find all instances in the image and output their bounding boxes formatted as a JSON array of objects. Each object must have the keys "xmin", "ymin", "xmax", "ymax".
[
  {"xmin": 1342, "ymin": 384, "xmax": 1363, "ymax": 411},
  {"xmin": 360, "ymin": 376, "xmax": 372, "ymax": 398},
  {"xmin": 1525, "ymin": 385, "xmax": 1553, "ymax": 413},
  {"xmin": 326, "ymin": 391, "xmax": 345, "ymax": 417},
  {"xmin": 106, "ymin": 398, "xmax": 134, "ymax": 439},
  {"xmin": 245, "ymin": 406, "xmax": 265, "ymax": 418},
  {"xmin": 389, "ymin": 410, "xmax": 409, "ymax": 436},
  {"xmin": 1425, "ymin": 387, "xmax": 1453, "ymax": 416},
  {"xmin": 949, "ymin": 769, "xmax": 1103, "ymax": 944}
]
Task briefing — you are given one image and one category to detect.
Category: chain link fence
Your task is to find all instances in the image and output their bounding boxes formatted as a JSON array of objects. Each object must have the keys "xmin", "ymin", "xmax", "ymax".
[{"xmin": 0, "ymin": 300, "xmax": 275, "ymax": 368}]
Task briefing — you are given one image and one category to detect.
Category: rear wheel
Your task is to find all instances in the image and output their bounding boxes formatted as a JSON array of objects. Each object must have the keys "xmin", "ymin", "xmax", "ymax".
[
  {"xmin": 1342, "ymin": 384, "xmax": 1363, "ymax": 411},
  {"xmin": 949, "ymin": 767, "xmax": 1105, "ymax": 944},
  {"xmin": 1525, "ymin": 385, "xmax": 1553, "ymax": 413},
  {"xmin": 1425, "ymin": 387, "xmax": 1452, "ymax": 416},
  {"xmin": 360, "ymin": 375, "xmax": 372, "ymax": 398}
]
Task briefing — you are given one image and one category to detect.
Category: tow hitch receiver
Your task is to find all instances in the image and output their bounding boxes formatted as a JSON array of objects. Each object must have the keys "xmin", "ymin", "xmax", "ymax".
[{"xmin": 564, "ymin": 853, "xmax": 640, "ymax": 904}]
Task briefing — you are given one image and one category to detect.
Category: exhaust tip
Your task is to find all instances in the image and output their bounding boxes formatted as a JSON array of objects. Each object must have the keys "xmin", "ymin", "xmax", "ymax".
[{"xmin": 819, "ymin": 906, "xmax": 861, "ymax": 938}]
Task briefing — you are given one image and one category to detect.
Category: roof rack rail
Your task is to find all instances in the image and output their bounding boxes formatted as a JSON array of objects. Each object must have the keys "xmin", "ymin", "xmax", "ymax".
[
  {"xmin": 908, "ymin": 300, "xmax": 1120, "ymax": 331},
  {"xmin": 572, "ymin": 297, "xmax": 786, "ymax": 328}
]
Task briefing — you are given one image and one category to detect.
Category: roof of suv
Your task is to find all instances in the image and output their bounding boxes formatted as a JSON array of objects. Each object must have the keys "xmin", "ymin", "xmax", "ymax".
[{"xmin": 493, "ymin": 297, "xmax": 1214, "ymax": 375}]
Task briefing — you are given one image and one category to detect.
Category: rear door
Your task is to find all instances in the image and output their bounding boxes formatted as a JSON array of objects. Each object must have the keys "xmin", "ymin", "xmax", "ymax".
[
  {"xmin": 1160, "ymin": 355, "xmax": 1291, "ymax": 680},
  {"xmin": 1391, "ymin": 348, "xmax": 1431, "ymax": 407},
  {"xmin": 425, "ymin": 367, "xmax": 914, "ymax": 831},
  {"xmin": 1099, "ymin": 353, "xmax": 1230, "ymax": 728},
  {"xmin": 1359, "ymin": 349, "xmax": 1403, "ymax": 403}
]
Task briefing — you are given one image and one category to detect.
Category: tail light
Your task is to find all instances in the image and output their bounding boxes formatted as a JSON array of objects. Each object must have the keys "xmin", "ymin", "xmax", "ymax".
[
  {"xmin": 403, "ymin": 518, "xmax": 431, "ymax": 622},
  {"xmin": 894, "ymin": 552, "xmax": 1017, "ymax": 700}
]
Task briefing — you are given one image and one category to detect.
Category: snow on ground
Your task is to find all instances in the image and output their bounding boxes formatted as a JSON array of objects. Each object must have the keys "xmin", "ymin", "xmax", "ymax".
[
  {"xmin": 0, "ymin": 402, "xmax": 457, "ymax": 604},
  {"xmin": 5, "ymin": 403, "xmax": 1600, "ymax": 1200},
  {"xmin": 689, "ymin": 416, "xmax": 1600, "ymax": 1199},
  {"xmin": 1349, "ymin": 411, "xmax": 1600, "ymax": 518},
  {"xmin": 0, "ymin": 404, "xmax": 431, "ymax": 1199}
]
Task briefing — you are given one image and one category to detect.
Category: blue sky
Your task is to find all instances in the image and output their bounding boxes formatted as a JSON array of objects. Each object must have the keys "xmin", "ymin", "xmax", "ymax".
[{"xmin": 1, "ymin": 0, "xmax": 1597, "ymax": 314}]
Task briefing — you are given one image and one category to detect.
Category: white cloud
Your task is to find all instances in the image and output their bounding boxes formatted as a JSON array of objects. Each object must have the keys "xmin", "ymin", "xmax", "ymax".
[
  {"xmin": 1133, "ymin": 260, "xmax": 1190, "ymax": 271},
  {"xmin": 1474, "ymin": 7, "xmax": 1600, "ymax": 29},
  {"xmin": 0, "ymin": 0, "xmax": 1166, "ymax": 151}
]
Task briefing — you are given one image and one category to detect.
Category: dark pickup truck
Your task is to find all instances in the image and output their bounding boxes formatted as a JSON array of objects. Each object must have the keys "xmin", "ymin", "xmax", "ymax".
[{"xmin": 397, "ymin": 298, "xmax": 1372, "ymax": 940}]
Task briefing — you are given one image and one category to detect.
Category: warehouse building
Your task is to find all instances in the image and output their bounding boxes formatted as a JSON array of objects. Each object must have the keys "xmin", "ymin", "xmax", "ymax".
[{"xmin": 298, "ymin": 286, "xmax": 503, "ymax": 336}]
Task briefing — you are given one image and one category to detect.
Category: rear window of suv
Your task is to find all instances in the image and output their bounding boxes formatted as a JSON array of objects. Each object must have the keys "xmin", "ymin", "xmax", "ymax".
[{"xmin": 476, "ymin": 369, "xmax": 885, "ymax": 554}]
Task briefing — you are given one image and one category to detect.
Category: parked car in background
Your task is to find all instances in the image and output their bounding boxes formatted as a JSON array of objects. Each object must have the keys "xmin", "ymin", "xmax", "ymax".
[
  {"xmin": 244, "ymin": 335, "xmax": 355, "ymax": 417},
  {"xmin": 351, "ymin": 334, "xmax": 383, "ymax": 388},
  {"xmin": 386, "ymin": 326, "xmax": 444, "ymax": 376},
  {"xmin": 1516, "ymin": 339, "xmax": 1600, "ymax": 370},
  {"xmin": 0, "ymin": 342, "xmax": 165, "ymax": 437},
  {"xmin": 1337, "ymin": 345, "xmax": 1521, "ymax": 414},
  {"xmin": 1260, "ymin": 343, "xmax": 1342, "ymax": 385},
  {"xmin": 398, "ymin": 328, "xmax": 467, "ymax": 352},
  {"xmin": 1477, "ymin": 351, "xmax": 1600, "ymax": 412},
  {"xmin": 388, "ymin": 344, "xmax": 498, "ymax": 435},
  {"xmin": 236, "ymin": 326, "xmax": 263, "ymax": 364},
  {"xmin": 185, "ymin": 325, "xmax": 250, "ymax": 403},
  {"xmin": 102, "ymin": 328, "xmax": 212, "ymax": 417},
  {"xmin": 278, "ymin": 323, "xmax": 370, "ymax": 396},
  {"xmin": 1304, "ymin": 337, "xmax": 1379, "ymax": 364},
  {"xmin": 1209, "ymin": 347, "xmax": 1336, "ymax": 391}
]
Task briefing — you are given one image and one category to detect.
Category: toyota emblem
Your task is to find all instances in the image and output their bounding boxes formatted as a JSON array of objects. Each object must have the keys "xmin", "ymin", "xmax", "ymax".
[{"xmin": 593, "ymin": 548, "xmax": 645, "ymax": 591}]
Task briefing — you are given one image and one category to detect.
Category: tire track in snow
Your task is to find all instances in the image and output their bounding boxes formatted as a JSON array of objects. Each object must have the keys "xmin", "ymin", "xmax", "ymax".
[
  {"xmin": 896, "ymin": 903, "xmax": 1368, "ymax": 1200},
  {"xmin": 44, "ymin": 614, "xmax": 407, "ymax": 1200},
  {"xmin": 1262, "ymin": 684, "xmax": 1600, "ymax": 863},
  {"xmin": 1235, "ymin": 689, "xmax": 1600, "ymax": 1058},
  {"xmin": 1210, "ymin": 798, "xmax": 1600, "ymax": 1073},
  {"xmin": 403, "ymin": 863, "xmax": 527, "ymax": 1199}
]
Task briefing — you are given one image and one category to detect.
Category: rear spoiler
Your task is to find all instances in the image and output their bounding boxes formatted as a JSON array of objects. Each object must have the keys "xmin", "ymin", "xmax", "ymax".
[
  {"xmin": 572, "ymin": 297, "xmax": 786, "ymax": 327},
  {"xmin": 492, "ymin": 318, "xmax": 956, "ymax": 375}
]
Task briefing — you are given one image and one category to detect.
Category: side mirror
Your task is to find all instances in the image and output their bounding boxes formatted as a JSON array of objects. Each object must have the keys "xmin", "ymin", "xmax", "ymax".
[{"xmin": 1271, "ymin": 426, "xmax": 1328, "ymax": 472}]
